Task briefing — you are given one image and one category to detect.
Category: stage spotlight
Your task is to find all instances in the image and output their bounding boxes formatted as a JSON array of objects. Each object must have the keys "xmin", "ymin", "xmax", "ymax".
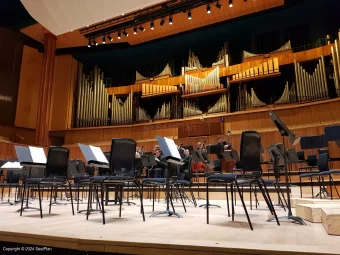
[
  {"xmin": 151, "ymin": 20, "xmax": 154, "ymax": 30},
  {"xmin": 216, "ymin": 1, "xmax": 222, "ymax": 9},
  {"xmin": 229, "ymin": 0, "xmax": 233, "ymax": 7},
  {"xmin": 123, "ymin": 30, "xmax": 129, "ymax": 37},
  {"xmin": 160, "ymin": 18, "xmax": 165, "ymax": 26},
  {"xmin": 102, "ymin": 35, "xmax": 106, "ymax": 44},
  {"xmin": 188, "ymin": 11, "xmax": 192, "ymax": 20},
  {"xmin": 107, "ymin": 35, "xmax": 113, "ymax": 41},
  {"xmin": 139, "ymin": 25, "xmax": 145, "ymax": 32},
  {"xmin": 93, "ymin": 39, "xmax": 98, "ymax": 46},
  {"xmin": 169, "ymin": 16, "xmax": 173, "ymax": 25},
  {"xmin": 88, "ymin": 40, "xmax": 91, "ymax": 48},
  {"xmin": 117, "ymin": 32, "xmax": 121, "ymax": 39},
  {"xmin": 207, "ymin": 5, "xmax": 211, "ymax": 14},
  {"xmin": 133, "ymin": 27, "xmax": 137, "ymax": 34}
]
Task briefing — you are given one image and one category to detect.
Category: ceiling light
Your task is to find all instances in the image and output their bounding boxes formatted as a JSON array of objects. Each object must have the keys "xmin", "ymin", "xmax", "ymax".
[
  {"xmin": 93, "ymin": 39, "xmax": 98, "ymax": 46},
  {"xmin": 207, "ymin": 5, "xmax": 211, "ymax": 14},
  {"xmin": 107, "ymin": 35, "xmax": 113, "ymax": 41},
  {"xmin": 216, "ymin": 1, "xmax": 223, "ymax": 9},
  {"xmin": 123, "ymin": 30, "xmax": 129, "ymax": 37},
  {"xmin": 133, "ymin": 27, "xmax": 137, "ymax": 34},
  {"xmin": 151, "ymin": 21, "xmax": 154, "ymax": 30},
  {"xmin": 188, "ymin": 11, "xmax": 192, "ymax": 20},
  {"xmin": 139, "ymin": 25, "xmax": 145, "ymax": 32},
  {"xmin": 160, "ymin": 19, "xmax": 165, "ymax": 26},
  {"xmin": 117, "ymin": 32, "xmax": 121, "ymax": 39},
  {"xmin": 102, "ymin": 36, "xmax": 106, "ymax": 44},
  {"xmin": 229, "ymin": 0, "xmax": 233, "ymax": 7},
  {"xmin": 88, "ymin": 40, "xmax": 91, "ymax": 48},
  {"xmin": 169, "ymin": 16, "xmax": 173, "ymax": 25}
]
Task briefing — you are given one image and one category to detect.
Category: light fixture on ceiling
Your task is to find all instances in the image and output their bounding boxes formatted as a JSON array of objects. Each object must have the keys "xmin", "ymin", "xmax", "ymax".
[
  {"xmin": 117, "ymin": 31, "xmax": 121, "ymax": 39},
  {"xmin": 133, "ymin": 27, "xmax": 137, "ymax": 34},
  {"xmin": 123, "ymin": 30, "xmax": 129, "ymax": 37},
  {"xmin": 93, "ymin": 39, "xmax": 98, "ymax": 46},
  {"xmin": 216, "ymin": 1, "xmax": 223, "ymax": 9},
  {"xmin": 88, "ymin": 40, "xmax": 91, "ymax": 48},
  {"xmin": 160, "ymin": 18, "xmax": 165, "ymax": 26},
  {"xmin": 107, "ymin": 34, "xmax": 113, "ymax": 41},
  {"xmin": 139, "ymin": 25, "xmax": 145, "ymax": 32},
  {"xmin": 229, "ymin": 0, "xmax": 233, "ymax": 7},
  {"xmin": 151, "ymin": 20, "xmax": 155, "ymax": 30},
  {"xmin": 188, "ymin": 11, "xmax": 192, "ymax": 20},
  {"xmin": 207, "ymin": 5, "xmax": 211, "ymax": 14},
  {"xmin": 169, "ymin": 16, "xmax": 173, "ymax": 25},
  {"xmin": 102, "ymin": 35, "xmax": 106, "ymax": 44}
]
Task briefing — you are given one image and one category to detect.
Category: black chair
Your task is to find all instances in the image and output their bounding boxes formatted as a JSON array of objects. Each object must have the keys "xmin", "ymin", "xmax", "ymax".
[
  {"xmin": 297, "ymin": 150, "xmax": 305, "ymax": 162},
  {"xmin": 206, "ymin": 131, "xmax": 280, "ymax": 230},
  {"xmin": 298, "ymin": 154, "xmax": 317, "ymax": 173},
  {"xmin": 299, "ymin": 153, "xmax": 330, "ymax": 198},
  {"xmin": 0, "ymin": 168, "xmax": 21, "ymax": 204},
  {"xmin": 86, "ymin": 138, "xmax": 145, "ymax": 224},
  {"xmin": 20, "ymin": 147, "xmax": 74, "ymax": 218}
]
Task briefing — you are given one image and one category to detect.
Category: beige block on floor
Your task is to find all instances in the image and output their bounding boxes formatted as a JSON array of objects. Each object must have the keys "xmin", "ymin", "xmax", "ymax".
[
  {"xmin": 292, "ymin": 198, "xmax": 339, "ymax": 208},
  {"xmin": 296, "ymin": 204, "xmax": 340, "ymax": 223},
  {"xmin": 322, "ymin": 208, "xmax": 340, "ymax": 236}
]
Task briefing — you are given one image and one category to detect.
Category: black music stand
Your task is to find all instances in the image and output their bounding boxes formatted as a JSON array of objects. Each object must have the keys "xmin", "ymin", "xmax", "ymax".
[
  {"xmin": 150, "ymin": 136, "xmax": 184, "ymax": 218},
  {"xmin": 325, "ymin": 126, "xmax": 340, "ymax": 148},
  {"xmin": 268, "ymin": 109, "xmax": 306, "ymax": 225}
]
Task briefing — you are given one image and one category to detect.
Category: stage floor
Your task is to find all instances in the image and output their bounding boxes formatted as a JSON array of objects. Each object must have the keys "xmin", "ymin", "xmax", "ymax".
[{"xmin": 0, "ymin": 198, "xmax": 339, "ymax": 255}]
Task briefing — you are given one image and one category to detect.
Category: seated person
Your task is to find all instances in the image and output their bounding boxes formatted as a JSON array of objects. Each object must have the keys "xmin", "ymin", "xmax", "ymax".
[
  {"xmin": 149, "ymin": 149, "xmax": 166, "ymax": 178},
  {"xmin": 180, "ymin": 149, "xmax": 191, "ymax": 180},
  {"xmin": 135, "ymin": 147, "xmax": 141, "ymax": 158}
]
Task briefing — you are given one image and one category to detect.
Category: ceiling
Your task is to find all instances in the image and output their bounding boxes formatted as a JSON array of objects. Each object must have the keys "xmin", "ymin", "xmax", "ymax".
[{"xmin": 20, "ymin": 0, "xmax": 285, "ymax": 49}]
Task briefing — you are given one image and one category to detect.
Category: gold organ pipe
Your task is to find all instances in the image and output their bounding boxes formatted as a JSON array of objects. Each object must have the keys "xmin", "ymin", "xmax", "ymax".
[
  {"xmin": 77, "ymin": 73, "xmax": 84, "ymax": 127},
  {"xmin": 294, "ymin": 60, "xmax": 301, "ymax": 101},
  {"xmin": 321, "ymin": 55, "xmax": 328, "ymax": 97},
  {"xmin": 331, "ymin": 44, "xmax": 340, "ymax": 93},
  {"xmin": 76, "ymin": 64, "xmax": 83, "ymax": 127}
]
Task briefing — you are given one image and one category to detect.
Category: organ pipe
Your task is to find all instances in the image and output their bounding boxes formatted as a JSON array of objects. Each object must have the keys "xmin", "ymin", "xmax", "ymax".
[{"xmin": 184, "ymin": 66, "xmax": 221, "ymax": 94}]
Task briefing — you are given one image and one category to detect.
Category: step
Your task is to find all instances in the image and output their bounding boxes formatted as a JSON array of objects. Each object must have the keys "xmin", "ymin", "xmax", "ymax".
[
  {"xmin": 322, "ymin": 208, "xmax": 340, "ymax": 236},
  {"xmin": 291, "ymin": 198, "xmax": 340, "ymax": 208},
  {"xmin": 296, "ymin": 203, "xmax": 340, "ymax": 223}
]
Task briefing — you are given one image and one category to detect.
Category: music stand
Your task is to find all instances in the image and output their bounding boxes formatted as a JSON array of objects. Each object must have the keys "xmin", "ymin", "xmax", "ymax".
[
  {"xmin": 268, "ymin": 108, "xmax": 306, "ymax": 225},
  {"xmin": 151, "ymin": 136, "xmax": 184, "ymax": 218},
  {"xmin": 0, "ymin": 161, "xmax": 22, "ymax": 205}
]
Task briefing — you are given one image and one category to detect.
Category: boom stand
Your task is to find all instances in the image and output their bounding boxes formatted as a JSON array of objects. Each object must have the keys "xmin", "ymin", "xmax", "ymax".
[
  {"xmin": 267, "ymin": 111, "xmax": 306, "ymax": 225},
  {"xmin": 151, "ymin": 159, "xmax": 183, "ymax": 218}
]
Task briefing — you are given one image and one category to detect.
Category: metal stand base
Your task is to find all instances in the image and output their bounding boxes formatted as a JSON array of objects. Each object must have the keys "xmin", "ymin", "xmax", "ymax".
[
  {"xmin": 123, "ymin": 201, "xmax": 136, "ymax": 206},
  {"xmin": 268, "ymin": 215, "xmax": 306, "ymax": 225},
  {"xmin": 150, "ymin": 210, "xmax": 182, "ymax": 218},
  {"xmin": 199, "ymin": 203, "xmax": 221, "ymax": 208},
  {"xmin": 78, "ymin": 209, "xmax": 105, "ymax": 215},
  {"xmin": 16, "ymin": 206, "xmax": 41, "ymax": 213}
]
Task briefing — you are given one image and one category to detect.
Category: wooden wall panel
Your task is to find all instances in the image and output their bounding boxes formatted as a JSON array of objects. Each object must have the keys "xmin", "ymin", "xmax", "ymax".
[
  {"xmin": 0, "ymin": 125, "xmax": 36, "ymax": 145},
  {"xmin": 15, "ymin": 46, "xmax": 42, "ymax": 129},
  {"xmin": 51, "ymin": 55, "xmax": 78, "ymax": 131}
]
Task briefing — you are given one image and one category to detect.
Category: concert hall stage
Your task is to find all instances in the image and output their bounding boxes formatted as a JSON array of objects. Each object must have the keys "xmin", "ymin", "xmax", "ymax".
[{"xmin": 0, "ymin": 199, "xmax": 338, "ymax": 255}]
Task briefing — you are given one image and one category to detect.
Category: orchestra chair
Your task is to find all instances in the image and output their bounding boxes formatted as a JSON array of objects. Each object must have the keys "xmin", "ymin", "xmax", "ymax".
[
  {"xmin": 299, "ymin": 153, "xmax": 333, "ymax": 198},
  {"xmin": 175, "ymin": 157, "xmax": 197, "ymax": 207},
  {"xmin": 206, "ymin": 131, "xmax": 280, "ymax": 230},
  {"xmin": 86, "ymin": 138, "xmax": 145, "ymax": 224},
  {"xmin": 298, "ymin": 154, "xmax": 318, "ymax": 173},
  {"xmin": 297, "ymin": 150, "xmax": 305, "ymax": 163},
  {"xmin": 0, "ymin": 168, "xmax": 22, "ymax": 204},
  {"xmin": 20, "ymin": 147, "xmax": 74, "ymax": 218}
]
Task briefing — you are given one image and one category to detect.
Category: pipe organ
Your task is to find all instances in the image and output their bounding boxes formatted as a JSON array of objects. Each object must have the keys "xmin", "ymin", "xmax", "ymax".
[
  {"xmin": 76, "ymin": 65, "xmax": 109, "ymax": 128},
  {"xmin": 142, "ymin": 84, "xmax": 177, "ymax": 96},
  {"xmin": 184, "ymin": 67, "xmax": 221, "ymax": 94},
  {"xmin": 136, "ymin": 107, "xmax": 151, "ymax": 122},
  {"xmin": 207, "ymin": 94, "xmax": 230, "ymax": 114},
  {"xmin": 136, "ymin": 63, "xmax": 172, "ymax": 82},
  {"xmin": 153, "ymin": 102, "xmax": 171, "ymax": 120},
  {"xmin": 275, "ymin": 82, "xmax": 297, "ymax": 105},
  {"xmin": 331, "ymin": 39, "xmax": 340, "ymax": 96},
  {"xmin": 294, "ymin": 57, "xmax": 328, "ymax": 102},
  {"xmin": 213, "ymin": 42, "xmax": 229, "ymax": 67},
  {"xmin": 183, "ymin": 100, "xmax": 202, "ymax": 117},
  {"xmin": 111, "ymin": 92, "xmax": 133, "ymax": 125},
  {"xmin": 182, "ymin": 50, "xmax": 202, "ymax": 74}
]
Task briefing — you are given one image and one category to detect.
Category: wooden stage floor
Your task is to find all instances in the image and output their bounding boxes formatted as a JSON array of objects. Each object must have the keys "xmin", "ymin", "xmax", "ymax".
[{"xmin": 0, "ymin": 198, "xmax": 339, "ymax": 255}]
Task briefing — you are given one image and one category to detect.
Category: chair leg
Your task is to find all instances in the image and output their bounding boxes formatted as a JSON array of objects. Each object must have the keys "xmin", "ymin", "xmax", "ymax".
[
  {"xmin": 260, "ymin": 179, "xmax": 280, "ymax": 226},
  {"xmin": 225, "ymin": 184, "xmax": 230, "ymax": 217},
  {"xmin": 231, "ymin": 183, "xmax": 234, "ymax": 221},
  {"xmin": 169, "ymin": 190, "xmax": 175, "ymax": 213},
  {"xmin": 77, "ymin": 185, "xmax": 80, "ymax": 211},
  {"xmin": 330, "ymin": 175, "xmax": 340, "ymax": 198},
  {"xmin": 250, "ymin": 183, "xmax": 252, "ymax": 210},
  {"xmin": 119, "ymin": 185, "xmax": 123, "ymax": 218},
  {"xmin": 137, "ymin": 180, "xmax": 145, "ymax": 221},
  {"xmin": 86, "ymin": 183, "xmax": 93, "ymax": 220},
  {"xmin": 152, "ymin": 185, "xmax": 155, "ymax": 212},
  {"xmin": 274, "ymin": 183, "xmax": 286, "ymax": 211},
  {"xmin": 206, "ymin": 180, "xmax": 209, "ymax": 224},
  {"xmin": 189, "ymin": 185, "xmax": 197, "ymax": 207},
  {"xmin": 299, "ymin": 176, "xmax": 303, "ymax": 198},
  {"xmin": 20, "ymin": 184, "xmax": 26, "ymax": 216},
  {"xmin": 177, "ymin": 184, "xmax": 186, "ymax": 212},
  {"xmin": 277, "ymin": 183, "xmax": 288, "ymax": 208},
  {"xmin": 101, "ymin": 183, "xmax": 105, "ymax": 224},
  {"xmin": 235, "ymin": 181, "xmax": 253, "ymax": 230},
  {"xmin": 49, "ymin": 185, "xmax": 53, "ymax": 214},
  {"xmin": 37, "ymin": 183, "xmax": 43, "ymax": 219},
  {"xmin": 69, "ymin": 182, "xmax": 74, "ymax": 215}
]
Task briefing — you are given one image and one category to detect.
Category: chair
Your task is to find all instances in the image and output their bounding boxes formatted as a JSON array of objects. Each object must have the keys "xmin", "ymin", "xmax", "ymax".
[
  {"xmin": 86, "ymin": 138, "xmax": 145, "ymax": 224},
  {"xmin": 298, "ymin": 154, "xmax": 317, "ymax": 173},
  {"xmin": 20, "ymin": 147, "xmax": 74, "ymax": 218},
  {"xmin": 297, "ymin": 150, "xmax": 305, "ymax": 162},
  {"xmin": 0, "ymin": 168, "xmax": 21, "ymax": 204},
  {"xmin": 206, "ymin": 131, "xmax": 280, "ymax": 230}
]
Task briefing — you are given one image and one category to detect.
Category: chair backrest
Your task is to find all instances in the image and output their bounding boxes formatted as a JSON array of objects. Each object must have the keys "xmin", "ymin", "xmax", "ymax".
[
  {"xmin": 318, "ymin": 148, "xmax": 329, "ymax": 156},
  {"xmin": 46, "ymin": 147, "xmax": 69, "ymax": 178},
  {"xmin": 109, "ymin": 138, "xmax": 136, "ymax": 176},
  {"xmin": 271, "ymin": 150, "xmax": 281, "ymax": 180},
  {"xmin": 68, "ymin": 159, "xmax": 86, "ymax": 177},
  {"xmin": 240, "ymin": 131, "xmax": 262, "ymax": 176},
  {"xmin": 297, "ymin": 150, "xmax": 305, "ymax": 161},
  {"xmin": 307, "ymin": 154, "xmax": 317, "ymax": 166},
  {"xmin": 318, "ymin": 153, "xmax": 329, "ymax": 173},
  {"xmin": 5, "ymin": 170, "xmax": 21, "ymax": 184}
]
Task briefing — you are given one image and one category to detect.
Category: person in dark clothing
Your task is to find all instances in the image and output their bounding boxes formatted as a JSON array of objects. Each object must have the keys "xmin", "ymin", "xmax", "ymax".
[
  {"xmin": 180, "ymin": 149, "xmax": 192, "ymax": 180},
  {"xmin": 149, "ymin": 149, "xmax": 166, "ymax": 178}
]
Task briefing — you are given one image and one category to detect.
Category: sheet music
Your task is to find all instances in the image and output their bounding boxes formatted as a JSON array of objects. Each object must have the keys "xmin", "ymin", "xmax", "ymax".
[
  {"xmin": 164, "ymin": 137, "xmax": 181, "ymax": 159},
  {"xmin": 89, "ymin": 145, "xmax": 109, "ymax": 163},
  {"xmin": 0, "ymin": 162, "xmax": 23, "ymax": 169},
  {"xmin": 29, "ymin": 146, "xmax": 47, "ymax": 164}
]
